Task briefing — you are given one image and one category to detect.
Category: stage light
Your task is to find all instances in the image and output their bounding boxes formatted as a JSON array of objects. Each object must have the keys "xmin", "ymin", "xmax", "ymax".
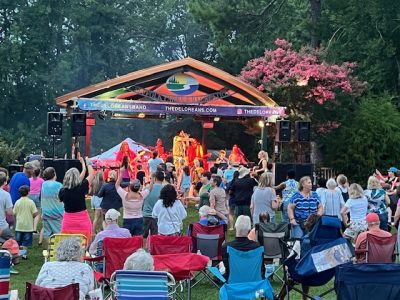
[
  {"xmin": 258, "ymin": 120, "xmax": 265, "ymax": 128},
  {"xmin": 138, "ymin": 113, "xmax": 146, "ymax": 119},
  {"xmin": 213, "ymin": 117, "xmax": 220, "ymax": 122}
]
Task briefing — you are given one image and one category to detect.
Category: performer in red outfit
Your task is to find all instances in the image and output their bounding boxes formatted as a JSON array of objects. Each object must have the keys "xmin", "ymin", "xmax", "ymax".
[
  {"xmin": 156, "ymin": 138, "xmax": 166, "ymax": 160},
  {"xmin": 115, "ymin": 141, "xmax": 137, "ymax": 178},
  {"xmin": 228, "ymin": 144, "xmax": 247, "ymax": 164}
]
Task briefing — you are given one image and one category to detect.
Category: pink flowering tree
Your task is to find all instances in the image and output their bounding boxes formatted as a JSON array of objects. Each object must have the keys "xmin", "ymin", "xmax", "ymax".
[{"xmin": 239, "ymin": 39, "xmax": 365, "ymax": 129}]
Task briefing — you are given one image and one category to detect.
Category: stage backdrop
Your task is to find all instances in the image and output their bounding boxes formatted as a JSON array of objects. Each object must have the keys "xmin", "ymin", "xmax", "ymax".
[{"xmin": 90, "ymin": 137, "xmax": 150, "ymax": 167}]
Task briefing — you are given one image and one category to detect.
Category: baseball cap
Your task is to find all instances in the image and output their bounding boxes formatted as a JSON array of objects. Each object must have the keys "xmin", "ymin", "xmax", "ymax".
[
  {"xmin": 105, "ymin": 209, "xmax": 120, "ymax": 221},
  {"xmin": 388, "ymin": 167, "xmax": 398, "ymax": 173},
  {"xmin": 366, "ymin": 213, "xmax": 379, "ymax": 223}
]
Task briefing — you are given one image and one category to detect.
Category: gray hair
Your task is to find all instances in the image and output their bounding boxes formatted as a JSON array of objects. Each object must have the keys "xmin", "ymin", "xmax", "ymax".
[
  {"xmin": 63, "ymin": 168, "xmax": 81, "ymax": 189},
  {"xmin": 199, "ymin": 205, "xmax": 211, "ymax": 217},
  {"xmin": 235, "ymin": 215, "xmax": 251, "ymax": 237},
  {"xmin": 123, "ymin": 249, "xmax": 154, "ymax": 271},
  {"xmin": 326, "ymin": 178, "xmax": 337, "ymax": 190},
  {"xmin": 56, "ymin": 237, "xmax": 83, "ymax": 262}
]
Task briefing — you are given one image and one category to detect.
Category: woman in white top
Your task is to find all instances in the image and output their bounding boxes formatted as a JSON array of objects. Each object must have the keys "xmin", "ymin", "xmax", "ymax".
[
  {"xmin": 341, "ymin": 183, "xmax": 368, "ymax": 241},
  {"xmin": 36, "ymin": 237, "xmax": 94, "ymax": 300},
  {"xmin": 152, "ymin": 184, "xmax": 187, "ymax": 235},
  {"xmin": 116, "ymin": 167, "xmax": 149, "ymax": 236},
  {"xmin": 320, "ymin": 178, "xmax": 345, "ymax": 220},
  {"xmin": 250, "ymin": 173, "xmax": 278, "ymax": 224}
]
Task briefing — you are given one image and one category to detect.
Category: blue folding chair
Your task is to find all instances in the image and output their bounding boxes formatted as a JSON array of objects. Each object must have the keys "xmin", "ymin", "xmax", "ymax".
[
  {"xmin": 0, "ymin": 250, "xmax": 10, "ymax": 299},
  {"xmin": 335, "ymin": 263, "xmax": 400, "ymax": 300},
  {"xmin": 210, "ymin": 246, "xmax": 274, "ymax": 300},
  {"xmin": 110, "ymin": 270, "xmax": 176, "ymax": 300}
]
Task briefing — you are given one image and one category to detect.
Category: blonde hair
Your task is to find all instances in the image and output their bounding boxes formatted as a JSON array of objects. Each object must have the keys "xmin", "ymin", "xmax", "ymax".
[
  {"xmin": 367, "ymin": 176, "xmax": 381, "ymax": 190},
  {"xmin": 337, "ymin": 174, "xmax": 348, "ymax": 186},
  {"xmin": 108, "ymin": 170, "xmax": 117, "ymax": 181},
  {"xmin": 349, "ymin": 183, "xmax": 364, "ymax": 199},
  {"xmin": 259, "ymin": 150, "xmax": 269, "ymax": 161},
  {"xmin": 91, "ymin": 171, "xmax": 104, "ymax": 195},
  {"xmin": 298, "ymin": 176, "xmax": 311, "ymax": 191},
  {"xmin": 258, "ymin": 172, "xmax": 271, "ymax": 188},
  {"xmin": 63, "ymin": 168, "xmax": 81, "ymax": 189}
]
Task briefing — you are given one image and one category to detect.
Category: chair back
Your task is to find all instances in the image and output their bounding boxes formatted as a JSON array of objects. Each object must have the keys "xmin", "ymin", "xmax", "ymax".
[
  {"xmin": 308, "ymin": 216, "xmax": 342, "ymax": 247},
  {"xmin": 113, "ymin": 270, "xmax": 170, "ymax": 300},
  {"xmin": 25, "ymin": 283, "xmax": 79, "ymax": 300},
  {"xmin": 45, "ymin": 234, "xmax": 87, "ymax": 262},
  {"xmin": 103, "ymin": 236, "xmax": 144, "ymax": 279},
  {"xmin": 262, "ymin": 232, "xmax": 285, "ymax": 259},
  {"xmin": 147, "ymin": 235, "xmax": 192, "ymax": 255},
  {"xmin": 0, "ymin": 250, "xmax": 10, "ymax": 298},
  {"xmin": 366, "ymin": 234, "xmax": 397, "ymax": 263},
  {"xmin": 189, "ymin": 223, "xmax": 226, "ymax": 260},
  {"xmin": 227, "ymin": 246, "xmax": 263, "ymax": 284}
]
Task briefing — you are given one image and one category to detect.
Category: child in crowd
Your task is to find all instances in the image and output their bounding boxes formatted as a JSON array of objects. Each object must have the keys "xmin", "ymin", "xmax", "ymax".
[
  {"xmin": 341, "ymin": 183, "xmax": 368, "ymax": 242},
  {"xmin": 13, "ymin": 185, "xmax": 38, "ymax": 255}
]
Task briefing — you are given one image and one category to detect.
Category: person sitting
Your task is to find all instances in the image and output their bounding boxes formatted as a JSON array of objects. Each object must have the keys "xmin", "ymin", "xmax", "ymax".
[
  {"xmin": 89, "ymin": 209, "xmax": 131, "ymax": 255},
  {"xmin": 248, "ymin": 212, "xmax": 270, "ymax": 242},
  {"xmin": 355, "ymin": 212, "xmax": 392, "ymax": 263},
  {"xmin": 36, "ymin": 237, "xmax": 94, "ymax": 300},
  {"xmin": 123, "ymin": 248, "xmax": 154, "ymax": 271},
  {"xmin": 198, "ymin": 205, "xmax": 226, "ymax": 226},
  {"xmin": 221, "ymin": 215, "xmax": 263, "ymax": 279}
]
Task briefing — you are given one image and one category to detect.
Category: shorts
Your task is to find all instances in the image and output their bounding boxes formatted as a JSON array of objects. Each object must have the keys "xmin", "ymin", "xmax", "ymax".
[
  {"xmin": 344, "ymin": 219, "xmax": 367, "ymax": 239},
  {"xmin": 15, "ymin": 231, "xmax": 33, "ymax": 247},
  {"xmin": 91, "ymin": 196, "xmax": 102, "ymax": 210},
  {"xmin": 123, "ymin": 218, "xmax": 144, "ymax": 236},
  {"xmin": 29, "ymin": 194, "xmax": 41, "ymax": 209},
  {"xmin": 143, "ymin": 217, "xmax": 158, "ymax": 238},
  {"xmin": 43, "ymin": 218, "xmax": 62, "ymax": 238}
]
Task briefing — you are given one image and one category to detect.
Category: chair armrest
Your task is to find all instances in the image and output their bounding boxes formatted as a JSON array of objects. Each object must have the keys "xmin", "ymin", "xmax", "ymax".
[
  {"xmin": 84, "ymin": 256, "xmax": 104, "ymax": 262},
  {"xmin": 207, "ymin": 266, "xmax": 226, "ymax": 283}
]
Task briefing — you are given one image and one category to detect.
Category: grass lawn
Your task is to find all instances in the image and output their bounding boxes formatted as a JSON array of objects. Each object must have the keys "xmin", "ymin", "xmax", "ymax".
[{"xmin": 10, "ymin": 200, "xmax": 335, "ymax": 299}]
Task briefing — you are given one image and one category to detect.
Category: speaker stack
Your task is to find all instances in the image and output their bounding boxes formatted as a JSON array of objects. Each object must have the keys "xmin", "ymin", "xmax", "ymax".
[
  {"xmin": 275, "ymin": 120, "xmax": 291, "ymax": 142},
  {"xmin": 296, "ymin": 121, "xmax": 311, "ymax": 142},
  {"xmin": 72, "ymin": 113, "xmax": 87, "ymax": 136},
  {"xmin": 47, "ymin": 112, "xmax": 63, "ymax": 136}
]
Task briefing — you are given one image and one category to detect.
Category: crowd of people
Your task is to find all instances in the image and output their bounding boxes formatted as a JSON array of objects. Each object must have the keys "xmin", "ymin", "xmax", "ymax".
[{"xmin": 0, "ymin": 148, "xmax": 400, "ymax": 298}]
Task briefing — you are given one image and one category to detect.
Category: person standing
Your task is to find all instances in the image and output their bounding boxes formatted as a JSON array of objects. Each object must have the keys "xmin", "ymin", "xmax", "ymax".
[
  {"xmin": 250, "ymin": 173, "xmax": 278, "ymax": 224},
  {"xmin": 274, "ymin": 169, "xmax": 298, "ymax": 223},
  {"xmin": 142, "ymin": 171, "xmax": 165, "ymax": 238},
  {"xmin": 98, "ymin": 171, "xmax": 123, "ymax": 222},
  {"xmin": 29, "ymin": 167, "xmax": 44, "ymax": 234},
  {"xmin": 90, "ymin": 171, "xmax": 103, "ymax": 234},
  {"xmin": 148, "ymin": 151, "xmax": 164, "ymax": 176},
  {"xmin": 230, "ymin": 167, "xmax": 258, "ymax": 218},
  {"xmin": 0, "ymin": 172, "xmax": 14, "ymax": 243},
  {"xmin": 209, "ymin": 176, "xmax": 229, "ymax": 221},
  {"xmin": 59, "ymin": 157, "xmax": 94, "ymax": 243},
  {"xmin": 9, "ymin": 162, "xmax": 33, "ymax": 205},
  {"xmin": 320, "ymin": 178, "xmax": 345, "ymax": 221},
  {"xmin": 364, "ymin": 176, "xmax": 390, "ymax": 231},
  {"xmin": 40, "ymin": 167, "xmax": 64, "ymax": 249},
  {"xmin": 287, "ymin": 176, "xmax": 323, "ymax": 239}
]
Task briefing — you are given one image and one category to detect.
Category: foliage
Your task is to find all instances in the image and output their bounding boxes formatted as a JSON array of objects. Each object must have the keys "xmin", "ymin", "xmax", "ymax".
[
  {"xmin": 0, "ymin": 138, "xmax": 24, "ymax": 167},
  {"xmin": 322, "ymin": 94, "xmax": 400, "ymax": 183}
]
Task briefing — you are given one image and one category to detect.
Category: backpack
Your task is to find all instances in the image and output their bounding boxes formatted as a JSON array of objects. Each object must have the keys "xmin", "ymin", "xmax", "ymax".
[{"xmin": 338, "ymin": 186, "xmax": 349, "ymax": 202}]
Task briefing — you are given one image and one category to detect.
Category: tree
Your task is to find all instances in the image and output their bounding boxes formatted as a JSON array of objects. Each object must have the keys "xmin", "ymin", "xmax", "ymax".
[{"xmin": 322, "ymin": 95, "xmax": 400, "ymax": 183}]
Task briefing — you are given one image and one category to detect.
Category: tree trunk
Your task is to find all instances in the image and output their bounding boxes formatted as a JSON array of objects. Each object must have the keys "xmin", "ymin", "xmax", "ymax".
[{"xmin": 310, "ymin": 0, "xmax": 321, "ymax": 48}]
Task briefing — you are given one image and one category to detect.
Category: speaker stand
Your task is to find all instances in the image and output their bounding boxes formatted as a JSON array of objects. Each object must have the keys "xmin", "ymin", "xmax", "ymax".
[{"xmin": 52, "ymin": 136, "xmax": 56, "ymax": 159}]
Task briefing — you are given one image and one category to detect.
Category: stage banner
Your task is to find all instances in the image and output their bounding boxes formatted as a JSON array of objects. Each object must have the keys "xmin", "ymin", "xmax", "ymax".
[{"xmin": 77, "ymin": 98, "xmax": 285, "ymax": 117}]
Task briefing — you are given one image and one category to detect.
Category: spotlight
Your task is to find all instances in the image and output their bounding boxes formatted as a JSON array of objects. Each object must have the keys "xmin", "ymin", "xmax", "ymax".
[
  {"xmin": 213, "ymin": 117, "xmax": 220, "ymax": 122},
  {"xmin": 258, "ymin": 120, "xmax": 265, "ymax": 128},
  {"xmin": 138, "ymin": 113, "xmax": 146, "ymax": 119}
]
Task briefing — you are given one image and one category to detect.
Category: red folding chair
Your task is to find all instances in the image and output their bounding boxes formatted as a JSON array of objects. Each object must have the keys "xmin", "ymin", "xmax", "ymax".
[
  {"xmin": 356, "ymin": 234, "xmax": 397, "ymax": 263},
  {"xmin": 146, "ymin": 235, "xmax": 192, "ymax": 255},
  {"xmin": 85, "ymin": 236, "xmax": 143, "ymax": 296},
  {"xmin": 25, "ymin": 283, "xmax": 79, "ymax": 300}
]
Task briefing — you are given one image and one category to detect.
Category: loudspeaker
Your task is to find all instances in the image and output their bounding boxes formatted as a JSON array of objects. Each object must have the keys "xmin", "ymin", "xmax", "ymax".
[
  {"xmin": 275, "ymin": 120, "xmax": 291, "ymax": 142},
  {"xmin": 42, "ymin": 159, "xmax": 82, "ymax": 183},
  {"xmin": 275, "ymin": 163, "xmax": 314, "ymax": 184},
  {"xmin": 296, "ymin": 121, "xmax": 311, "ymax": 142},
  {"xmin": 47, "ymin": 112, "xmax": 63, "ymax": 136},
  {"xmin": 71, "ymin": 113, "xmax": 86, "ymax": 136}
]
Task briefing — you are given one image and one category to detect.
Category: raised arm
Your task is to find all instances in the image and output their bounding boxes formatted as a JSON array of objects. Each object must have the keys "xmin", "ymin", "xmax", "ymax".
[
  {"xmin": 79, "ymin": 157, "xmax": 87, "ymax": 182},
  {"xmin": 116, "ymin": 167, "xmax": 123, "ymax": 190}
]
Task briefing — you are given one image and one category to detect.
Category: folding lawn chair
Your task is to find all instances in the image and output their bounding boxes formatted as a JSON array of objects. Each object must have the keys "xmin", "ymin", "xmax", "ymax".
[
  {"xmin": 209, "ymin": 246, "xmax": 274, "ymax": 300},
  {"xmin": 0, "ymin": 250, "xmax": 11, "ymax": 299},
  {"xmin": 256, "ymin": 222, "xmax": 290, "ymax": 282},
  {"xmin": 25, "ymin": 282, "xmax": 79, "ymax": 300},
  {"xmin": 276, "ymin": 215, "xmax": 353, "ymax": 300},
  {"xmin": 335, "ymin": 263, "xmax": 400, "ymax": 300},
  {"xmin": 146, "ymin": 235, "xmax": 192, "ymax": 255},
  {"xmin": 110, "ymin": 270, "xmax": 176, "ymax": 300},
  {"xmin": 42, "ymin": 233, "xmax": 87, "ymax": 263},
  {"xmin": 85, "ymin": 236, "xmax": 143, "ymax": 297},
  {"xmin": 188, "ymin": 223, "xmax": 227, "ymax": 288},
  {"xmin": 355, "ymin": 234, "xmax": 397, "ymax": 263}
]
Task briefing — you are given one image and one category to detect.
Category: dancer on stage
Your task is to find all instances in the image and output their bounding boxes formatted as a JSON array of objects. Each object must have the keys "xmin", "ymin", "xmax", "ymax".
[
  {"xmin": 228, "ymin": 144, "xmax": 247, "ymax": 165},
  {"xmin": 172, "ymin": 130, "xmax": 193, "ymax": 169}
]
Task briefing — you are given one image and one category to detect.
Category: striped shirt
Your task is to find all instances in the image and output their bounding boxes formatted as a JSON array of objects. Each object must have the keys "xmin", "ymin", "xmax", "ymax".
[{"xmin": 290, "ymin": 191, "xmax": 321, "ymax": 222}]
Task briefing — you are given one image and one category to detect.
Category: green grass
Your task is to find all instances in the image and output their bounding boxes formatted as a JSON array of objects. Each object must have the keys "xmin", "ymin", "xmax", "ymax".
[{"xmin": 10, "ymin": 200, "xmax": 335, "ymax": 299}]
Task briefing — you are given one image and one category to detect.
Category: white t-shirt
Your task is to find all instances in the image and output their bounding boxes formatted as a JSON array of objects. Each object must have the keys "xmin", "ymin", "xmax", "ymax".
[
  {"xmin": 345, "ymin": 197, "xmax": 368, "ymax": 221},
  {"xmin": 152, "ymin": 200, "xmax": 187, "ymax": 235},
  {"xmin": 0, "ymin": 188, "xmax": 13, "ymax": 230}
]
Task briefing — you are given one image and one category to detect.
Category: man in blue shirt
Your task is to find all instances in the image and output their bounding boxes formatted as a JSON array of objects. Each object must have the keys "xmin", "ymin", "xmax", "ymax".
[
  {"xmin": 9, "ymin": 162, "xmax": 33, "ymax": 204},
  {"xmin": 148, "ymin": 151, "xmax": 164, "ymax": 176}
]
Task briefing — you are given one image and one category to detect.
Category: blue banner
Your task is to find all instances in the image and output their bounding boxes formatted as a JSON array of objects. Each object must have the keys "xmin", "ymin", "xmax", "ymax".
[{"xmin": 77, "ymin": 98, "xmax": 285, "ymax": 117}]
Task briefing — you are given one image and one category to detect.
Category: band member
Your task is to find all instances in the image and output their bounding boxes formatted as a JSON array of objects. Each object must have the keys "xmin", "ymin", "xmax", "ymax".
[
  {"xmin": 188, "ymin": 138, "xmax": 204, "ymax": 167},
  {"xmin": 155, "ymin": 138, "xmax": 166, "ymax": 160},
  {"xmin": 116, "ymin": 141, "xmax": 146, "ymax": 180},
  {"xmin": 172, "ymin": 130, "xmax": 193, "ymax": 169},
  {"xmin": 228, "ymin": 144, "xmax": 247, "ymax": 164},
  {"xmin": 253, "ymin": 150, "xmax": 269, "ymax": 177},
  {"xmin": 216, "ymin": 150, "xmax": 229, "ymax": 169}
]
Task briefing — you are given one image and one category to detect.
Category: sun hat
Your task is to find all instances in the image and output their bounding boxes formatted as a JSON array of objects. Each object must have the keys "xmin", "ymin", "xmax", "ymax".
[
  {"xmin": 388, "ymin": 167, "xmax": 398, "ymax": 173},
  {"xmin": 238, "ymin": 167, "xmax": 250, "ymax": 179},
  {"xmin": 105, "ymin": 209, "xmax": 120, "ymax": 221},
  {"xmin": 366, "ymin": 213, "xmax": 379, "ymax": 223}
]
